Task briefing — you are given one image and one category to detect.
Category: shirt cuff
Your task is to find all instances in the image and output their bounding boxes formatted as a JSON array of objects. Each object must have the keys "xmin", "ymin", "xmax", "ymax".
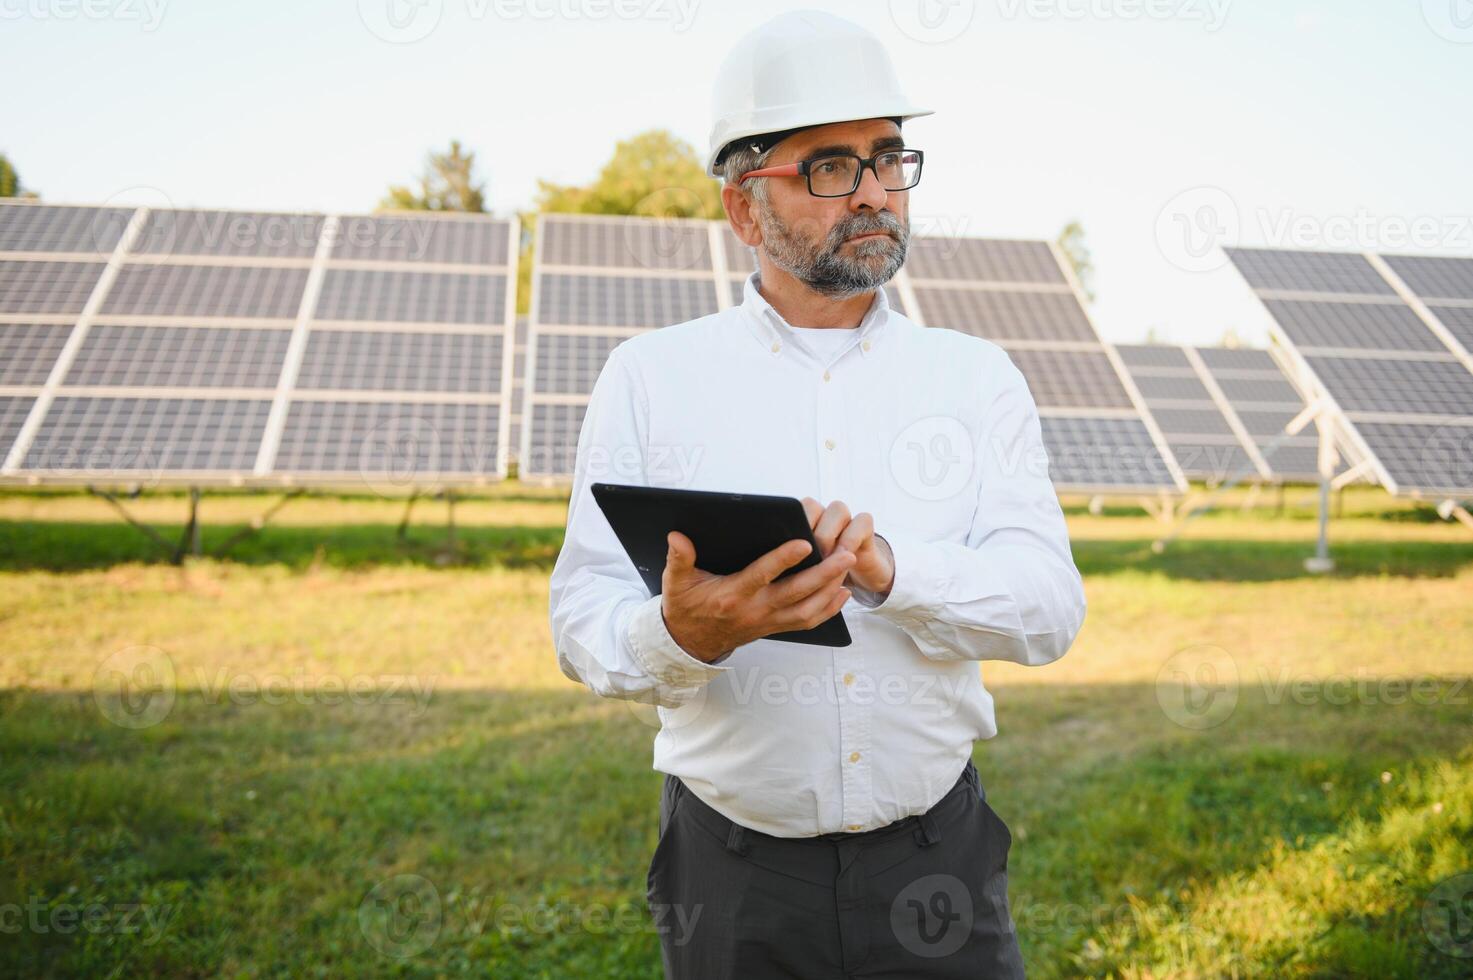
[
  {"xmin": 627, "ymin": 593, "xmax": 736, "ymax": 688},
  {"xmin": 852, "ymin": 528, "xmax": 948, "ymax": 627}
]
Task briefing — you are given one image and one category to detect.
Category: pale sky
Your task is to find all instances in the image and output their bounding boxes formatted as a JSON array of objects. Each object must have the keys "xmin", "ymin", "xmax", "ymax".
[{"xmin": 3, "ymin": 0, "xmax": 1469, "ymax": 346}]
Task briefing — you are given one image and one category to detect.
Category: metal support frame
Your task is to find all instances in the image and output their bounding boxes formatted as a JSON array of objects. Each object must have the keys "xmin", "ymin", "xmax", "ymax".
[
  {"xmin": 86, "ymin": 485, "xmax": 305, "ymax": 563},
  {"xmin": 1151, "ymin": 400, "xmax": 1337, "ymax": 557}
]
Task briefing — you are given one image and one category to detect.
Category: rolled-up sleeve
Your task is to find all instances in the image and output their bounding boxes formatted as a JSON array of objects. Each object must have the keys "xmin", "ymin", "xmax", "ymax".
[
  {"xmin": 548, "ymin": 345, "xmax": 735, "ymax": 708},
  {"xmin": 857, "ymin": 350, "xmax": 1086, "ymax": 667}
]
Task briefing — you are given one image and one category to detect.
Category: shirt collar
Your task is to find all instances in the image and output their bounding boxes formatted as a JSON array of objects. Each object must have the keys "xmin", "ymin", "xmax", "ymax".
[{"xmin": 738, "ymin": 270, "xmax": 891, "ymax": 360}]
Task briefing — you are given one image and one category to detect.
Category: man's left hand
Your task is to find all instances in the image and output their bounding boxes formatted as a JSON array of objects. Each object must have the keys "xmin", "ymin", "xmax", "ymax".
[{"xmin": 800, "ymin": 497, "xmax": 895, "ymax": 600}]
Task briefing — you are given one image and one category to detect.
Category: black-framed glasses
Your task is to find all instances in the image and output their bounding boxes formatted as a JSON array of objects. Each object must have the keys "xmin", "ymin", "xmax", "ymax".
[{"xmin": 739, "ymin": 148, "xmax": 924, "ymax": 198}]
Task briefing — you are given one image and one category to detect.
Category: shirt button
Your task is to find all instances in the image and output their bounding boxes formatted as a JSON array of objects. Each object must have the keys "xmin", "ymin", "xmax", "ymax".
[
  {"xmin": 824, "ymin": 438, "xmax": 836, "ymax": 450},
  {"xmin": 842, "ymin": 673, "xmax": 854, "ymax": 685},
  {"xmin": 849, "ymin": 751, "xmax": 861, "ymax": 763},
  {"xmin": 862, "ymin": 340, "xmax": 871, "ymax": 351},
  {"xmin": 771, "ymin": 342, "xmax": 781, "ymax": 353},
  {"xmin": 823, "ymin": 370, "xmax": 831, "ymax": 382}
]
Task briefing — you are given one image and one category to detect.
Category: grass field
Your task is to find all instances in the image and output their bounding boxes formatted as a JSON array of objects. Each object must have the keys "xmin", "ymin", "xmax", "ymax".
[{"xmin": 1, "ymin": 485, "xmax": 1471, "ymax": 977}]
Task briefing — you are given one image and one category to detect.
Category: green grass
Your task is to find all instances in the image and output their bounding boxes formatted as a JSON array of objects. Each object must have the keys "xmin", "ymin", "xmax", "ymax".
[{"xmin": 1, "ymin": 486, "xmax": 1471, "ymax": 977}]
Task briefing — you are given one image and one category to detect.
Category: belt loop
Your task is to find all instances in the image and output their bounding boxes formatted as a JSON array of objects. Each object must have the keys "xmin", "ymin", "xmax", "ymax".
[
  {"xmin": 913, "ymin": 811, "xmax": 941, "ymax": 847},
  {"xmin": 726, "ymin": 822, "xmax": 750, "ymax": 857}
]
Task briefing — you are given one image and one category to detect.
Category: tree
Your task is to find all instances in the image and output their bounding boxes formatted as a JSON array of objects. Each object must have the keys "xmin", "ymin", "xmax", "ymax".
[
  {"xmin": 534, "ymin": 130, "xmax": 721, "ymax": 220},
  {"xmin": 381, "ymin": 140, "xmax": 486, "ymax": 213},
  {"xmin": 1056, "ymin": 220, "xmax": 1095, "ymax": 302},
  {"xmin": 0, "ymin": 154, "xmax": 23, "ymax": 198}
]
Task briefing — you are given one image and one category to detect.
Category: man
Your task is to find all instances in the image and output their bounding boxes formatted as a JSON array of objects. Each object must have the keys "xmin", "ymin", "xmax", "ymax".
[{"xmin": 548, "ymin": 10, "xmax": 1086, "ymax": 978}]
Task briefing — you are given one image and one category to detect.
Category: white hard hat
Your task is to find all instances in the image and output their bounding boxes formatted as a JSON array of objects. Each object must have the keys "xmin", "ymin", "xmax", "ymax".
[{"xmin": 706, "ymin": 11, "xmax": 933, "ymax": 178}]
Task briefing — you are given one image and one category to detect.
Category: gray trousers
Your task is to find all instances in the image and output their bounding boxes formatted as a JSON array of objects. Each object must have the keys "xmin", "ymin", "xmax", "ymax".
[{"xmin": 646, "ymin": 759, "xmax": 1026, "ymax": 978}]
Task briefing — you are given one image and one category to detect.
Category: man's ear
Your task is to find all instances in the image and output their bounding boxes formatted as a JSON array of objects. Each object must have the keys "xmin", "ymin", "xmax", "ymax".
[{"xmin": 721, "ymin": 183, "xmax": 762, "ymax": 250}]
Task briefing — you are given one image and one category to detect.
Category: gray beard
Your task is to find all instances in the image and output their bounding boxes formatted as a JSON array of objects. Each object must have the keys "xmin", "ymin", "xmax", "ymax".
[{"xmin": 757, "ymin": 204, "xmax": 909, "ymax": 300}]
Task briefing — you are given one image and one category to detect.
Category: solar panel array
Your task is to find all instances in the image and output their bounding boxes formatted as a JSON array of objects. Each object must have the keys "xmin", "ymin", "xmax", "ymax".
[
  {"xmin": 900, "ymin": 237, "xmax": 1184, "ymax": 493},
  {"xmin": 1227, "ymin": 247, "xmax": 1473, "ymax": 498},
  {"xmin": 0, "ymin": 201, "xmax": 518, "ymax": 488},
  {"xmin": 1117, "ymin": 344, "xmax": 1325, "ymax": 483},
  {"xmin": 522, "ymin": 214, "xmax": 723, "ymax": 478},
  {"xmin": 522, "ymin": 215, "xmax": 1183, "ymax": 493}
]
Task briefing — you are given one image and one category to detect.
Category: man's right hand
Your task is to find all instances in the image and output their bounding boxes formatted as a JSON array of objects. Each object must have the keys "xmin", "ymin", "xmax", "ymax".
[{"xmin": 659, "ymin": 530, "xmax": 856, "ymax": 663}]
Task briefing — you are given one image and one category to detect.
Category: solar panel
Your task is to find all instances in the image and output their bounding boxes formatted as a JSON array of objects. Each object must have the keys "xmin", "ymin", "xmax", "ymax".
[
  {"xmin": 1227, "ymin": 246, "xmax": 1473, "ymax": 496},
  {"xmin": 313, "ymin": 268, "xmax": 507, "ymax": 324},
  {"xmin": 1116, "ymin": 343, "xmax": 1331, "ymax": 484},
  {"xmin": 904, "ymin": 237, "xmax": 1063, "ymax": 284},
  {"xmin": 1004, "ymin": 349, "xmax": 1134, "ymax": 410},
  {"xmin": 532, "ymin": 333, "xmax": 626, "ymax": 395},
  {"xmin": 1117, "ymin": 345, "xmax": 1191, "ymax": 369},
  {"xmin": 0, "ymin": 204, "xmax": 133, "ymax": 254},
  {"xmin": 535, "ymin": 272, "xmax": 718, "ymax": 328},
  {"xmin": 0, "ymin": 396, "xmax": 37, "ymax": 462},
  {"xmin": 908, "ymin": 287, "xmax": 1094, "ymax": 343},
  {"xmin": 65, "ymin": 325, "xmax": 292, "ymax": 389},
  {"xmin": 723, "ymin": 227, "xmax": 755, "ymax": 273},
  {"xmin": 1195, "ymin": 347, "xmax": 1276, "ymax": 372},
  {"xmin": 1133, "ymin": 373, "xmax": 1213, "ymax": 402},
  {"xmin": 133, "ymin": 209, "xmax": 323, "ymax": 259},
  {"xmin": 1354, "ymin": 422, "xmax": 1473, "ymax": 498},
  {"xmin": 0, "ymin": 202, "xmax": 519, "ymax": 487},
  {"xmin": 23, "ymin": 397, "xmax": 272, "ymax": 474},
  {"xmin": 1210, "ymin": 375, "xmax": 1301, "ymax": 404},
  {"xmin": 102, "ymin": 264, "xmax": 309, "ymax": 319},
  {"xmin": 525, "ymin": 402, "xmax": 585, "ymax": 478},
  {"xmin": 333, "ymin": 214, "xmax": 512, "ymax": 265},
  {"xmin": 900, "ymin": 238, "xmax": 1181, "ymax": 493},
  {"xmin": 540, "ymin": 214, "xmax": 711, "ymax": 272},
  {"xmin": 1428, "ymin": 306, "xmax": 1473, "ymax": 353},
  {"xmin": 1382, "ymin": 255, "xmax": 1473, "ymax": 302},
  {"xmin": 1261, "ymin": 299, "xmax": 1446, "ymax": 352},
  {"xmin": 295, "ymin": 330, "xmax": 503, "ymax": 393},
  {"xmin": 0, "ymin": 323, "xmax": 74, "ymax": 385},
  {"xmin": 1115, "ymin": 344, "xmax": 1247, "ymax": 482},
  {"xmin": 1040, "ymin": 417, "xmax": 1176, "ymax": 488},
  {"xmin": 0, "ymin": 260, "xmax": 107, "ymax": 315},
  {"xmin": 1191, "ymin": 345, "xmax": 1326, "ymax": 483},
  {"xmin": 1224, "ymin": 247, "xmax": 1395, "ymax": 295},
  {"xmin": 274, "ymin": 400, "xmax": 500, "ymax": 475},
  {"xmin": 521, "ymin": 214, "xmax": 724, "ymax": 477}
]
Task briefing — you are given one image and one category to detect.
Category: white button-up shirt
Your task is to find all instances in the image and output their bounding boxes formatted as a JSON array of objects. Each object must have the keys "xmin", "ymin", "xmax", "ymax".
[{"xmin": 548, "ymin": 272, "xmax": 1086, "ymax": 838}]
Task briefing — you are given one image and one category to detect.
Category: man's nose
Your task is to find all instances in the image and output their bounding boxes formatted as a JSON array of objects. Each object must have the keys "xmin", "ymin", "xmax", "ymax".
[{"xmin": 849, "ymin": 165, "xmax": 890, "ymax": 211}]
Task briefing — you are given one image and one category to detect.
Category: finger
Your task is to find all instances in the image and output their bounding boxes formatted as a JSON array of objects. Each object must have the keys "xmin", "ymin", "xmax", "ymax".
[
  {"xmin": 765, "ymin": 545, "xmax": 855, "ymax": 606},
  {"xmin": 835, "ymin": 511, "xmax": 873, "ymax": 556},
  {"xmin": 664, "ymin": 530, "xmax": 695, "ymax": 580},
  {"xmin": 775, "ymin": 578, "xmax": 850, "ymax": 631},
  {"xmin": 812, "ymin": 500, "xmax": 851, "ymax": 556},
  {"xmin": 737, "ymin": 537, "xmax": 813, "ymax": 591},
  {"xmin": 800, "ymin": 496, "xmax": 824, "ymax": 530}
]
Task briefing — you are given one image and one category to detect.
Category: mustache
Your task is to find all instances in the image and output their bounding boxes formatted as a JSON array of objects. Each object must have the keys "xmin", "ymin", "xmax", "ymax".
[{"xmin": 826, "ymin": 210, "xmax": 905, "ymax": 248}]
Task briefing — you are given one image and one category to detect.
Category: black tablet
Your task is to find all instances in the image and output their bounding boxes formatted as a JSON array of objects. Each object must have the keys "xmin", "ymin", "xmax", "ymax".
[{"xmin": 590, "ymin": 482, "xmax": 852, "ymax": 648}]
